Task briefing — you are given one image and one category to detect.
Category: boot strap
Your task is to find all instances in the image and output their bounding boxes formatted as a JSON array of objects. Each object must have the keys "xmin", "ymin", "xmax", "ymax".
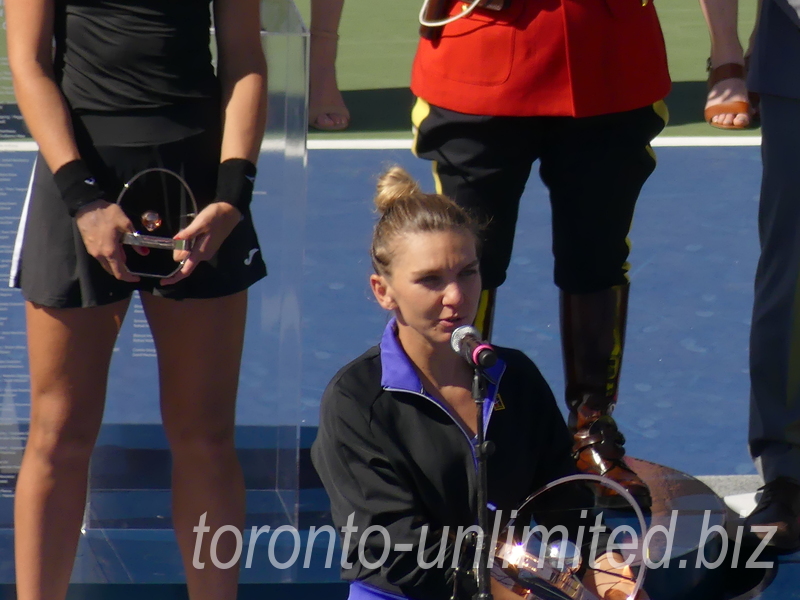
[{"xmin": 572, "ymin": 417, "xmax": 628, "ymax": 462}]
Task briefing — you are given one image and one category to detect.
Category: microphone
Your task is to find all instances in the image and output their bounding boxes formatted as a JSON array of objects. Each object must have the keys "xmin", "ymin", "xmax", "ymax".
[{"xmin": 450, "ymin": 325, "xmax": 498, "ymax": 369}]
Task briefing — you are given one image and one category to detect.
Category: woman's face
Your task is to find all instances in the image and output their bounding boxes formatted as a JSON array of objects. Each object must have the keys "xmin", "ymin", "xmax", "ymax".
[{"xmin": 371, "ymin": 228, "xmax": 482, "ymax": 350}]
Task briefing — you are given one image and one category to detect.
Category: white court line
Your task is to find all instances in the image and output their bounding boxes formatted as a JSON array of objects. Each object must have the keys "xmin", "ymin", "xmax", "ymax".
[
  {"xmin": 0, "ymin": 136, "xmax": 762, "ymax": 153},
  {"xmin": 310, "ymin": 136, "xmax": 763, "ymax": 150},
  {"xmin": 308, "ymin": 139, "xmax": 413, "ymax": 150},
  {"xmin": 651, "ymin": 136, "xmax": 761, "ymax": 147}
]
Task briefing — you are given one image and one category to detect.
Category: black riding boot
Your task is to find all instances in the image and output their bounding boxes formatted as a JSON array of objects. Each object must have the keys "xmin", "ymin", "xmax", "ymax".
[{"xmin": 561, "ymin": 284, "xmax": 651, "ymax": 509}]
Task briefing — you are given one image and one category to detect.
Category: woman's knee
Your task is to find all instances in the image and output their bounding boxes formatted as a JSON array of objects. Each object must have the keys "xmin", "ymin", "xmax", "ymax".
[
  {"xmin": 25, "ymin": 412, "xmax": 99, "ymax": 472},
  {"xmin": 167, "ymin": 425, "xmax": 238, "ymax": 465}
]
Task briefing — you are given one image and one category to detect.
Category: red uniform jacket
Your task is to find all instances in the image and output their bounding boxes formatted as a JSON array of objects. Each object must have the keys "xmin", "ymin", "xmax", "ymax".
[{"xmin": 410, "ymin": 0, "xmax": 672, "ymax": 117}]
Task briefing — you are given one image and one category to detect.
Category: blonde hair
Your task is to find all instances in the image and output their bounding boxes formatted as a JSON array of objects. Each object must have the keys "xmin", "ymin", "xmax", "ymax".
[{"xmin": 370, "ymin": 166, "xmax": 481, "ymax": 276}]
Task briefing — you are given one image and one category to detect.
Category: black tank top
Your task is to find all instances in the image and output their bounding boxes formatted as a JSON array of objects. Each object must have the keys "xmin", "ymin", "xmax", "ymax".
[{"xmin": 54, "ymin": 0, "xmax": 221, "ymax": 145}]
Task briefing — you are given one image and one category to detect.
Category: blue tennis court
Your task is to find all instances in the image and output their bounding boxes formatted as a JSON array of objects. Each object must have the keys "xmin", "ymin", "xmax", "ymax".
[
  {"xmin": 3, "ymin": 141, "xmax": 797, "ymax": 598},
  {"xmin": 301, "ymin": 143, "xmax": 762, "ymax": 476}
]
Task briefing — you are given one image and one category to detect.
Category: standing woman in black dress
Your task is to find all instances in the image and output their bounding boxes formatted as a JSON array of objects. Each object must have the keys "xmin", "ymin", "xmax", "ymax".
[{"xmin": 6, "ymin": 0, "xmax": 267, "ymax": 598}]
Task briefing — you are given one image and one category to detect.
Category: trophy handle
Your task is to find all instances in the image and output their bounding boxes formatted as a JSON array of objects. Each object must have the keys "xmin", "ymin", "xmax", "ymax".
[
  {"xmin": 116, "ymin": 167, "xmax": 199, "ymax": 227},
  {"xmin": 122, "ymin": 232, "xmax": 191, "ymax": 251},
  {"xmin": 520, "ymin": 474, "xmax": 649, "ymax": 599}
]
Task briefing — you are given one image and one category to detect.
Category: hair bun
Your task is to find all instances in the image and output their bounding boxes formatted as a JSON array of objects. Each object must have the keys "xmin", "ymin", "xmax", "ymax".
[{"xmin": 375, "ymin": 167, "xmax": 421, "ymax": 213}]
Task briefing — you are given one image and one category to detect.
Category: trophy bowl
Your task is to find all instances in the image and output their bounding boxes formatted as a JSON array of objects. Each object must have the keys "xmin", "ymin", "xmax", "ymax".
[{"xmin": 492, "ymin": 474, "xmax": 649, "ymax": 600}]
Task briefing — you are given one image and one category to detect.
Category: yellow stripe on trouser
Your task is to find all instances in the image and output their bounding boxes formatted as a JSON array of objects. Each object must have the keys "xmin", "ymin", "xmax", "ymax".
[
  {"xmin": 431, "ymin": 161, "xmax": 443, "ymax": 195},
  {"xmin": 411, "ymin": 97, "xmax": 431, "ymax": 158},
  {"xmin": 652, "ymin": 99, "xmax": 669, "ymax": 126},
  {"xmin": 411, "ymin": 97, "xmax": 444, "ymax": 194},
  {"xmin": 474, "ymin": 289, "xmax": 496, "ymax": 341},
  {"xmin": 606, "ymin": 286, "xmax": 625, "ymax": 398}
]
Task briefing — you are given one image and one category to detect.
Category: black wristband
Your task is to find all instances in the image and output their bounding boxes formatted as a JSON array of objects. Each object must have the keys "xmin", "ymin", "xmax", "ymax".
[
  {"xmin": 216, "ymin": 158, "xmax": 257, "ymax": 212},
  {"xmin": 53, "ymin": 159, "xmax": 105, "ymax": 217}
]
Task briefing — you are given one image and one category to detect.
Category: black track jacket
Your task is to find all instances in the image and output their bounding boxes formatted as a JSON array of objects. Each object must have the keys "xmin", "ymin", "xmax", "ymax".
[{"xmin": 311, "ymin": 319, "xmax": 577, "ymax": 600}]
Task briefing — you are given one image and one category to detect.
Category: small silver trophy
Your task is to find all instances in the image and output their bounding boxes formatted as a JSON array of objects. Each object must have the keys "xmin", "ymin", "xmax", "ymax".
[{"xmin": 117, "ymin": 168, "xmax": 198, "ymax": 278}]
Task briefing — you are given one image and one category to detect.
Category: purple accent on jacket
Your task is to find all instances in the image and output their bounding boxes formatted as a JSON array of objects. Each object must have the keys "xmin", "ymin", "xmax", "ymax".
[
  {"xmin": 378, "ymin": 318, "xmax": 506, "ymax": 437},
  {"xmin": 348, "ymin": 581, "xmax": 408, "ymax": 600}
]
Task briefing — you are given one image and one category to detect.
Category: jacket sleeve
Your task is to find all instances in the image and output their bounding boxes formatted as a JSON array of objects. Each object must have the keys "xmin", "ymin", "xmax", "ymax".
[{"xmin": 311, "ymin": 380, "xmax": 463, "ymax": 600}]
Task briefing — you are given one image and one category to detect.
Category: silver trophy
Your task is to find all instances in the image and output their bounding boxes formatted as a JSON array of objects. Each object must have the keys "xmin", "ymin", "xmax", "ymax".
[
  {"xmin": 116, "ymin": 167, "xmax": 198, "ymax": 278},
  {"xmin": 491, "ymin": 475, "xmax": 649, "ymax": 600}
]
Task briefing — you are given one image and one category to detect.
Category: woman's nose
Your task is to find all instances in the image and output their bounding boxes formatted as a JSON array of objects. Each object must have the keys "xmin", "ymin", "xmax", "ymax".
[{"xmin": 443, "ymin": 281, "xmax": 463, "ymax": 305}]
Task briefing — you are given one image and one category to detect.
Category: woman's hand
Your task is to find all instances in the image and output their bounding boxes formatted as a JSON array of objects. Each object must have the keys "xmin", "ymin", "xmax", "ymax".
[
  {"xmin": 160, "ymin": 201, "xmax": 242, "ymax": 285},
  {"xmin": 75, "ymin": 200, "xmax": 141, "ymax": 282},
  {"xmin": 584, "ymin": 551, "xmax": 649, "ymax": 600},
  {"xmin": 490, "ymin": 578, "xmax": 528, "ymax": 600}
]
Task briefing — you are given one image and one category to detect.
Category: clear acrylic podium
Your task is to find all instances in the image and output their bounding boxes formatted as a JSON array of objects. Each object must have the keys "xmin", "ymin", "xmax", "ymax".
[{"xmin": 0, "ymin": 0, "xmax": 309, "ymax": 588}]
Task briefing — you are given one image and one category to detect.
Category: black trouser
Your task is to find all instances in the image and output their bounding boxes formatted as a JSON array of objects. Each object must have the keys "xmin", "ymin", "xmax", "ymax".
[
  {"xmin": 412, "ymin": 100, "xmax": 666, "ymax": 293},
  {"xmin": 749, "ymin": 94, "xmax": 800, "ymax": 483}
]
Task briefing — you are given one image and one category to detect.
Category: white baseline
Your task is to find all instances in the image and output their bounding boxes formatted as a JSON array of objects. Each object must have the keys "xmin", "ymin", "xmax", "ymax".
[{"xmin": 0, "ymin": 136, "xmax": 762, "ymax": 154}]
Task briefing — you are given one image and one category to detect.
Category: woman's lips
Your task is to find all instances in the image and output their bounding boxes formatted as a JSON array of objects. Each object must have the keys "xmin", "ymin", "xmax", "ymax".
[{"xmin": 440, "ymin": 317, "xmax": 464, "ymax": 328}]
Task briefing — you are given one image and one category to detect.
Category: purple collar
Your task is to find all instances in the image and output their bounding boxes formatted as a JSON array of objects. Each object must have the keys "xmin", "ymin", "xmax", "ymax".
[{"xmin": 379, "ymin": 318, "xmax": 506, "ymax": 413}]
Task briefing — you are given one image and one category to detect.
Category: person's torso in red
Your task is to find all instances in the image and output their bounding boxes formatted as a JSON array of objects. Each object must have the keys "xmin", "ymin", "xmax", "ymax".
[{"xmin": 410, "ymin": 0, "xmax": 672, "ymax": 117}]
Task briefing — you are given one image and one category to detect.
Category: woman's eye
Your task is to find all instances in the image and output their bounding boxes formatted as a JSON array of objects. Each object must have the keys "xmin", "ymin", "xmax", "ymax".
[{"xmin": 418, "ymin": 275, "xmax": 442, "ymax": 287}]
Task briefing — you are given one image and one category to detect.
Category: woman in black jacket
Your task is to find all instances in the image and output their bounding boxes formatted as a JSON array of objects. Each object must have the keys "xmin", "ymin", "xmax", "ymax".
[{"xmin": 312, "ymin": 167, "xmax": 644, "ymax": 600}]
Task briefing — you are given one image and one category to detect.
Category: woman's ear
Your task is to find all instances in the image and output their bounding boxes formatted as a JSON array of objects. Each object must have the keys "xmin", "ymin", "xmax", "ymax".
[{"xmin": 370, "ymin": 274, "xmax": 396, "ymax": 310}]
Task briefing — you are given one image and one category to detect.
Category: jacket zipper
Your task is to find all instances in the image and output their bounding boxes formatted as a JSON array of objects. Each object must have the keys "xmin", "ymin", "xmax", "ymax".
[
  {"xmin": 383, "ymin": 386, "xmax": 499, "ymax": 528},
  {"xmin": 382, "ymin": 387, "xmax": 492, "ymax": 463}
]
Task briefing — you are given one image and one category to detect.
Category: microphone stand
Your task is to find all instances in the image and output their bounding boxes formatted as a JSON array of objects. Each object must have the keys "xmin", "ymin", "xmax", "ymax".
[{"xmin": 472, "ymin": 366, "xmax": 494, "ymax": 600}]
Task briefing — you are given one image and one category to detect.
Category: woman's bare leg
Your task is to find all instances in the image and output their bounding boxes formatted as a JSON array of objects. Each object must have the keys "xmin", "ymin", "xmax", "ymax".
[
  {"xmin": 15, "ymin": 299, "xmax": 129, "ymax": 600},
  {"xmin": 141, "ymin": 291, "xmax": 247, "ymax": 600},
  {"xmin": 310, "ymin": 0, "xmax": 345, "ymax": 43},
  {"xmin": 309, "ymin": 0, "xmax": 349, "ymax": 130}
]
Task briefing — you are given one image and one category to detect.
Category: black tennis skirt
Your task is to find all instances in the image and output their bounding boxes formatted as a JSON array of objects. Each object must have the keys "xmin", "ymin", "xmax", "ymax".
[{"xmin": 10, "ymin": 128, "xmax": 267, "ymax": 308}]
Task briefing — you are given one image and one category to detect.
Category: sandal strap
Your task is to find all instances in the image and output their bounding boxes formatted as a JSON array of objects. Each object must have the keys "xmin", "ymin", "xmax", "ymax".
[
  {"xmin": 704, "ymin": 101, "xmax": 750, "ymax": 120},
  {"xmin": 707, "ymin": 62, "xmax": 746, "ymax": 90}
]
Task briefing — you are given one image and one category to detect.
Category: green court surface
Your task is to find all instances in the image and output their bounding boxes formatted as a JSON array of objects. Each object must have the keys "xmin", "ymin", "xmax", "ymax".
[{"xmin": 297, "ymin": 0, "xmax": 759, "ymax": 139}]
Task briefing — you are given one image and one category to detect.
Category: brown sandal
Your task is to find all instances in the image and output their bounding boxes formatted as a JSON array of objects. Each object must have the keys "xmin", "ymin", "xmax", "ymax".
[{"xmin": 704, "ymin": 61, "xmax": 752, "ymax": 130}]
